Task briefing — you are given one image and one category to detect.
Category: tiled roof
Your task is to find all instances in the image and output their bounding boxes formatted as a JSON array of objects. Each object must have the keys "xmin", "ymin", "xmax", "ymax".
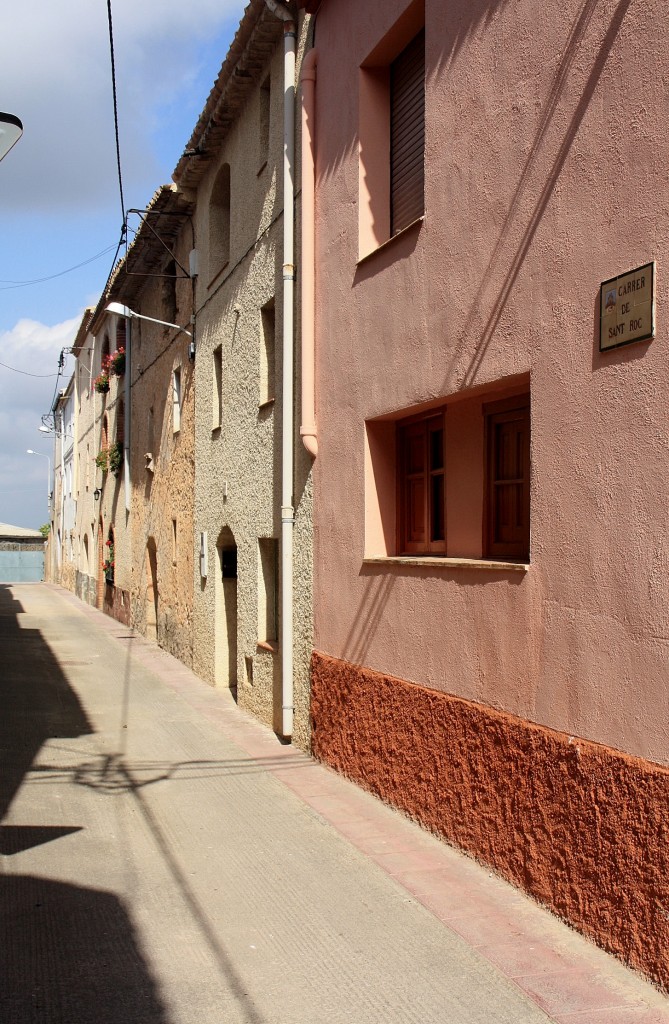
[{"xmin": 172, "ymin": 0, "xmax": 285, "ymax": 190}]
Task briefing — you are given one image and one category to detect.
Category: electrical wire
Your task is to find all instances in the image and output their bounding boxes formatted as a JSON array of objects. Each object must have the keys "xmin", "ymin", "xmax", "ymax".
[
  {"xmin": 0, "ymin": 244, "xmax": 118, "ymax": 290},
  {"xmin": 0, "ymin": 360, "xmax": 59, "ymax": 378},
  {"xmin": 106, "ymin": 0, "xmax": 126, "ymax": 226}
]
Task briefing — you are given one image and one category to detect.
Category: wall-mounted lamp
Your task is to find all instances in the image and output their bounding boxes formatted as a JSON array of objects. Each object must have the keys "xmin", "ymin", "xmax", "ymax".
[
  {"xmin": 105, "ymin": 302, "xmax": 192, "ymax": 339},
  {"xmin": 39, "ymin": 425, "xmax": 74, "ymax": 439},
  {"xmin": 0, "ymin": 113, "xmax": 23, "ymax": 162},
  {"xmin": 93, "ymin": 488, "xmax": 101, "ymax": 501}
]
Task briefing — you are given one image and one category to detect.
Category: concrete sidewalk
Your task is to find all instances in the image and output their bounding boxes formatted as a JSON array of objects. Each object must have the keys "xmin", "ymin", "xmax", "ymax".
[{"xmin": 1, "ymin": 583, "xmax": 667, "ymax": 1024}]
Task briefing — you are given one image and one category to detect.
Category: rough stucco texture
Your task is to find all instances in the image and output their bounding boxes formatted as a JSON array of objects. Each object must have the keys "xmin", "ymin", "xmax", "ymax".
[{"xmin": 311, "ymin": 651, "xmax": 669, "ymax": 990}]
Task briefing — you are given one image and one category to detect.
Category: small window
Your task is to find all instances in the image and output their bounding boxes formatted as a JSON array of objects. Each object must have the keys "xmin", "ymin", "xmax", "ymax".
[
  {"xmin": 397, "ymin": 412, "xmax": 445, "ymax": 555},
  {"xmin": 172, "ymin": 368, "xmax": 182, "ymax": 433},
  {"xmin": 116, "ymin": 398, "xmax": 125, "ymax": 447},
  {"xmin": 116, "ymin": 318, "xmax": 126, "ymax": 354},
  {"xmin": 259, "ymin": 75, "xmax": 270, "ymax": 169},
  {"xmin": 260, "ymin": 299, "xmax": 275, "ymax": 405},
  {"xmin": 162, "ymin": 259, "xmax": 178, "ymax": 324},
  {"xmin": 366, "ymin": 380, "xmax": 531, "ymax": 564},
  {"xmin": 484, "ymin": 396, "xmax": 530, "ymax": 561},
  {"xmin": 212, "ymin": 345, "xmax": 223, "ymax": 430},
  {"xmin": 210, "ymin": 163, "xmax": 231, "ymax": 277},
  {"xmin": 258, "ymin": 538, "xmax": 279, "ymax": 643}
]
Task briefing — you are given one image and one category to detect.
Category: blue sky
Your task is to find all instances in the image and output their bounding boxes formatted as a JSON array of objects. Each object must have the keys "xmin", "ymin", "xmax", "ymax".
[{"xmin": 0, "ymin": 0, "xmax": 247, "ymax": 527}]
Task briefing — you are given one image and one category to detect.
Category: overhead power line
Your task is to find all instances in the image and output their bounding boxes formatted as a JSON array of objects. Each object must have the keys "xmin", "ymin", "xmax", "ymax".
[
  {"xmin": 0, "ymin": 360, "xmax": 59, "ymax": 378},
  {"xmin": 106, "ymin": 0, "xmax": 126, "ymax": 227},
  {"xmin": 0, "ymin": 244, "xmax": 118, "ymax": 291}
]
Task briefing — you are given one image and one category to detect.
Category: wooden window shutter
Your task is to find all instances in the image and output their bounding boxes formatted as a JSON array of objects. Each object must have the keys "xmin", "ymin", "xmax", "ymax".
[
  {"xmin": 390, "ymin": 29, "xmax": 425, "ymax": 236},
  {"xmin": 484, "ymin": 398, "xmax": 530, "ymax": 560},
  {"xmin": 398, "ymin": 412, "xmax": 445, "ymax": 555}
]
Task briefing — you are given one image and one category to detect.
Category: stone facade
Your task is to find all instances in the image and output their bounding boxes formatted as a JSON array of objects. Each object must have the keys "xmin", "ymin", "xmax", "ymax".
[
  {"xmin": 55, "ymin": 1, "xmax": 313, "ymax": 751},
  {"xmin": 177, "ymin": 3, "xmax": 313, "ymax": 748}
]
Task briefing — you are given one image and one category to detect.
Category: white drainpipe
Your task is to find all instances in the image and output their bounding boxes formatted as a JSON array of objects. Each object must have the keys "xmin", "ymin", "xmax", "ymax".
[{"xmin": 265, "ymin": 0, "xmax": 296, "ymax": 739}]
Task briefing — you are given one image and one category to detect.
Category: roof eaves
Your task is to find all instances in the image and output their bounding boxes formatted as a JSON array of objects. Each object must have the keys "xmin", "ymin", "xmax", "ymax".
[{"xmin": 173, "ymin": 0, "xmax": 286, "ymax": 190}]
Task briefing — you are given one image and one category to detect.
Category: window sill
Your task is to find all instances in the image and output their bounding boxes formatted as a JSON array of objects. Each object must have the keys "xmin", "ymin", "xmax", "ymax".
[
  {"xmin": 256, "ymin": 639, "xmax": 279, "ymax": 654},
  {"xmin": 357, "ymin": 216, "xmax": 424, "ymax": 267},
  {"xmin": 258, "ymin": 397, "xmax": 275, "ymax": 411},
  {"xmin": 363, "ymin": 556, "xmax": 529, "ymax": 573}
]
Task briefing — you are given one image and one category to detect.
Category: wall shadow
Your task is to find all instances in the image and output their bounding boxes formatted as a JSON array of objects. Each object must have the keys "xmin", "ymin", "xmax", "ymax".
[
  {"xmin": 446, "ymin": 0, "xmax": 634, "ymax": 392},
  {"xmin": 1, "ymin": 874, "xmax": 167, "ymax": 1024},
  {"xmin": 0, "ymin": 585, "xmax": 93, "ymax": 822}
]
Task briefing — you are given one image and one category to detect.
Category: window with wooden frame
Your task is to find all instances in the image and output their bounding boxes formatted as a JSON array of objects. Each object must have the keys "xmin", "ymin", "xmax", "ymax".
[
  {"xmin": 397, "ymin": 410, "xmax": 445, "ymax": 555},
  {"xmin": 484, "ymin": 395, "xmax": 530, "ymax": 561}
]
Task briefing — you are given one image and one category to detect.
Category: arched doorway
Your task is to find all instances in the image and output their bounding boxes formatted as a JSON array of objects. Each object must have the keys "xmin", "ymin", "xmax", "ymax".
[
  {"xmin": 215, "ymin": 527, "xmax": 237, "ymax": 690},
  {"xmin": 145, "ymin": 538, "xmax": 158, "ymax": 642}
]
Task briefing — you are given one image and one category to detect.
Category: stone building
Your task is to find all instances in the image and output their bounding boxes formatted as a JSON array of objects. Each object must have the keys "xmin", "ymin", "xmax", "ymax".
[
  {"xmin": 173, "ymin": 0, "xmax": 313, "ymax": 747},
  {"xmin": 90, "ymin": 185, "xmax": 196, "ymax": 657},
  {"xmin": 53, "ymin": 1, "xmax": 314, "ymax": 748},
  {"xmin": 300, "ymin": 0, "xmax": 669, "ymax": 990}
]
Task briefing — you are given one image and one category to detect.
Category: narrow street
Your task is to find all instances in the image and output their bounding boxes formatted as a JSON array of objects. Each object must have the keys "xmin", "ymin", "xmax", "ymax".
[{"xmin": 1, "ymin": 583, "xmax": 666, "ymax": 1024}]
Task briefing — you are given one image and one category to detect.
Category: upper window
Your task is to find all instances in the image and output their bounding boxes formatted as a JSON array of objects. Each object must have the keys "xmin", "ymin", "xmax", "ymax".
[
  {"xmin": 172, "ymin": 367, "xmax": 182, "ymax": 434},
  {"xmin": 209, "ymin": 163, "xmax": 231, "ymax": 279},
  {"xmin": 390, "ymin": 29, "xmax": 425, "ymax": 236},
  {"xmin": 260, "ymin": 298, "xmax": 275, "ymax": 406},
  {"xmin": 359, "ymin": 1, "xmax": 425, "ymax": 259},
  {"xmin": 259, "ymin": 75, "xmax": 271, "ymax": 170},
  {"xmin": 212, "ymin": 345, "xmax": 223, "ymax": 430}
]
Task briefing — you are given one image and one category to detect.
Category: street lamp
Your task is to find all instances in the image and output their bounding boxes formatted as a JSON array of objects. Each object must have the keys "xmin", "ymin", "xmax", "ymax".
[
  {"xmin": 38, "ymin": 425, "xmax": 74, "ymax": 439},
  {"xmin": 0, "ymin": 113, "xmax": 22, "ymax": 162},
  {"xmin": 27, "ymin": 449, "xmax": 51, "ymax": 501},
  {"xmin": 105, "ymin": 301, "xmax": 192, "ymax": 338}
]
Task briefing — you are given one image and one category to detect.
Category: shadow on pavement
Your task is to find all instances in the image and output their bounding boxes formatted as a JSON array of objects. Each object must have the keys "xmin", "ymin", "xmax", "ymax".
[
  {"xmin": 0, "ymin": 586, "xmax": 169, "ymax": 1024},
  {"xmin": 0, "ymin": 874, "xmax": 168, "ymax": 1024},
  {"xmin": 0, "ymin": 584, "xmax": 92, "ymax": 821}
]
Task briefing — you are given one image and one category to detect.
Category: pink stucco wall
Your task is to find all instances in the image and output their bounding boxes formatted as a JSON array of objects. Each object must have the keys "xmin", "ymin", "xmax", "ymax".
[{"xmin": 310, "ymin": 0, "xmax": 669, "ymax": 765}]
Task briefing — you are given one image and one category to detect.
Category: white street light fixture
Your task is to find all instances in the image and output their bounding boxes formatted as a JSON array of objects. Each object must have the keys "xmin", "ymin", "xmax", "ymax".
[
  {"xmin": 39, "ymin": 425, "xmax": 73, "ymax": 438},
  {"xmin": 105, "ymin": 301, "xmax": 192, "ymax": 337},
  {"xmin": 27, "ymin": 449, "xmax": 51, "ymax": 501},
  {"xmin": 0, "ymin": 113, "xmax": 23, "ymax": 162}
]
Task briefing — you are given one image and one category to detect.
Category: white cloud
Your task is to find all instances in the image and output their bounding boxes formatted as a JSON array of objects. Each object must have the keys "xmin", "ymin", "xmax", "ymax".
[{"xmin": 0, "ymin": 0, "xmax": 245, "ymax": 211}]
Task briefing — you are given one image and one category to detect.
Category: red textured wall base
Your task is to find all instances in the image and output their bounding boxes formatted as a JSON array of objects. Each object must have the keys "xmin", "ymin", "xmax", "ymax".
[
  {"xmin": 103, "ymin": 584, "xmax": 131, "ymax": 626},
  {"xmin": 310, "ymin": 651, "xmax": 669, "ymax": 990}
]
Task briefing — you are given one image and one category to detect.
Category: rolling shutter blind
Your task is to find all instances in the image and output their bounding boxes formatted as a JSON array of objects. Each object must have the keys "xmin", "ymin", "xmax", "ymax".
[{"xmin": 390, "ymin": 29, "xmax": 425, "ymax": 236}]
